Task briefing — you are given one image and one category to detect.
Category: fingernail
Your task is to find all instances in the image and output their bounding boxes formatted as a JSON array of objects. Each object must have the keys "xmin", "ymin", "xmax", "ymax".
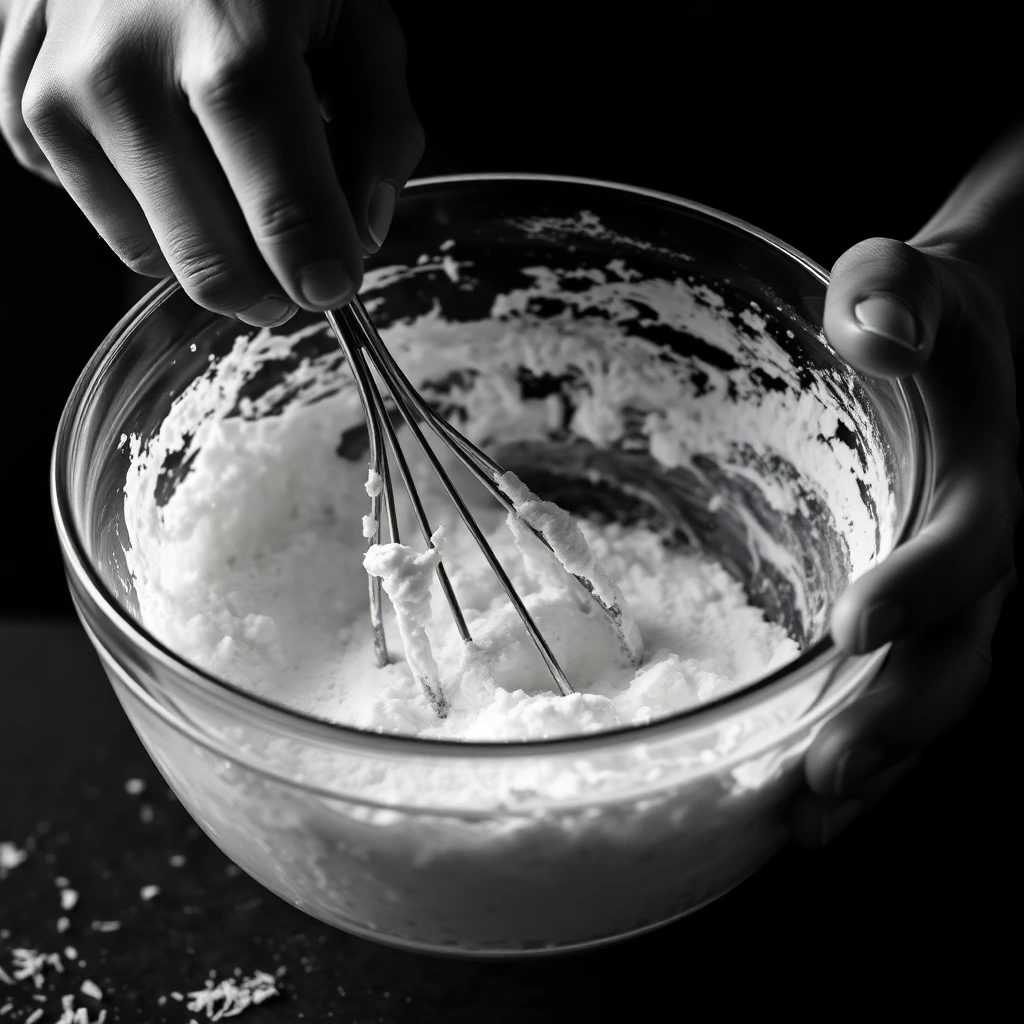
[
  {"xmin": 853, "ymin": 294, "xmax": 919, "ymax": 350},
  {"xmin": 298, "ymin": 260, "xmax": 355, "ymax": 310},
  {"xmin": 833, "ymin": 746, "xmax": 885, "ymax": 795},
  {"xmin": 819, "ymin": 799, "xmax": 863, "ymax": 846},
  {"xmin": 367, "ymin": 182, "xmax": 396, "ymax": 250},
  {"xmin": 237, "ymin": 297, "xmax": 295, "ymax": 328},
  {"xmin": 858, "ymin": 600, "xmax": 907, "ymax": 653}
]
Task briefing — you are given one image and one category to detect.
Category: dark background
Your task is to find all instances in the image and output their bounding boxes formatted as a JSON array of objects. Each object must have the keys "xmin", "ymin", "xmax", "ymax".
[
  {"xmin": 0, "ymin": 5, "xmax": 1020, "ymax": 1018},
  {"xmin": 0, "ymin": 6, "xmax": 1018, "ymax": 614}
]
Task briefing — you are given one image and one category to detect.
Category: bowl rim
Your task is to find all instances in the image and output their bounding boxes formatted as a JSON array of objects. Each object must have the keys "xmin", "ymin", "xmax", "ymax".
[{"xmin": 51, "ymin": 171, "xmax": 934, "ymax": 758}]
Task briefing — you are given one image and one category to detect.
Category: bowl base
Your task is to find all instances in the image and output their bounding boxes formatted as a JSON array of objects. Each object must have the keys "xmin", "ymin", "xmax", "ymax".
[{"xmin": 307, "ymin": 872, "xmax": 759, "ymax": 960}]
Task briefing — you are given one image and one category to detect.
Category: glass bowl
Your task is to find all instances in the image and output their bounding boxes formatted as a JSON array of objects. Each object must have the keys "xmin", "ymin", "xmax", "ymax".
[{"xmin": 52, "ymin": 174, "xmax": 932, "ymax": 956}]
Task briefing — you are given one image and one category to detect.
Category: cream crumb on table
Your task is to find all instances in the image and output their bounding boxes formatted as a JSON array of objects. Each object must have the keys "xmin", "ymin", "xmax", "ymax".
[{"xmin": 120, "ymin": 258, "xmax": 892, "ymax": 744}]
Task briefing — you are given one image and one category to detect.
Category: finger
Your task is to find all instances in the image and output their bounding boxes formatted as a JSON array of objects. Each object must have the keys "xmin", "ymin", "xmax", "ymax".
[
  {"xmin": 830, "ymin": 440, "xmax": 1021, "ymax": 653},
  {"xmin": 823, "ymin": 236, "xmax": 947, "ymax": 378},
  {"xmin": 320, "ymin": 0, "xmax": 425, "ymax": 254},
  {"xmin": 808, "ymin": 573, "xmax": 1014, "ymax": 799},
  {"xmin": 826, "ymin": 238, "xmax": 1021, "ymax": 653},
  {"xmin": 20, "ymin": 63, "xmax": 171, "ymax": 278},
  {"xmin": 790, "ymin": 756, "xmax": 919, "ymax": 849},
  {"xmin": 0, "ymin": 0, "xmax": 59, "ymax": 183},
  {"xmin": 183, "ymin": 38, "xmax": 363, "ymax": 313},
  {"xmin": 57, "ymin": 42, "xmax": 297, "ymax": 324}
]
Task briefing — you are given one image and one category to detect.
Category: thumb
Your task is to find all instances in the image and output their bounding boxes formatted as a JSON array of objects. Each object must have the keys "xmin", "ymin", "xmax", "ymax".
[
  {"xmin": 320, "ymin": 0, "xmax": 424, "ymax": 256},
  {"xmin": 823, "ymin": 236, "xmax": 948, "ymax": 379}
]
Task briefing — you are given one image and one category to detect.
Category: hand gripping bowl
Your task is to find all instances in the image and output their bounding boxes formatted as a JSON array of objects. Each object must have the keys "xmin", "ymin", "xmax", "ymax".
[{"xmin": 52, "ymin": 174, "xmax": 933, "ymax": 957}]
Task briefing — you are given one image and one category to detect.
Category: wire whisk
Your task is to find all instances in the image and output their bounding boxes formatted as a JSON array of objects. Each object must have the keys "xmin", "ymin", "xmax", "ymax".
[{"xmin": 325, "ymin": 298, "xmax": 639, "ymax": 714}]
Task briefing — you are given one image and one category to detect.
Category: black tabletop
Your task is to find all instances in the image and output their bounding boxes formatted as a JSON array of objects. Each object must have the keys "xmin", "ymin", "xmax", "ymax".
[{"xmin": 0, "ymin": 615, "xmax": 1015, "ymax": 1021}]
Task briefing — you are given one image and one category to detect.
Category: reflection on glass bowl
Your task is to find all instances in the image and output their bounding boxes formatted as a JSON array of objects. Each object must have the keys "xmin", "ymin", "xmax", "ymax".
[{"xmin": 52, "ymin": 174, "xmax": 932, "ymax": 956}]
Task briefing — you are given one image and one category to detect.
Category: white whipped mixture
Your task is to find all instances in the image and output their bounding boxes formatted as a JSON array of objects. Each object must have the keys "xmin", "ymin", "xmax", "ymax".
[{"xmin": 121, "ymin": 250, "xmax": 892, "ymax": 743}]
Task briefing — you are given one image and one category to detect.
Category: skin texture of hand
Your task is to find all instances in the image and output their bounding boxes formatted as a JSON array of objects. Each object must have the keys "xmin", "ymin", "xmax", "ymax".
[
  {"xmin": 0, "ymin": 0, "xmax": 424, "ymax": 325},
  {"xmin": 792, "ymin": 228, "xmax": 1022, "ymax": 847}
]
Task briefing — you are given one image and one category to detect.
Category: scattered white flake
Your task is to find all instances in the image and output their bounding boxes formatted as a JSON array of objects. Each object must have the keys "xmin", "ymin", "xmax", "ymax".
[
  {"xmin": 55, "ymin": 877, "xmax": 69, "ymax": 888},
  {"xmin": 364, "ymin": 468, "xmax": 382, "ymax": 498},
  {"xmin": 186, "ymin": 971, "xmax": 279, "ymax": 1020},
  {"xmin": 140, "ymin": 885, "xmax": 160, "ymax": 901},
  {"xmin": 440, "ymin": 254, "xmax": 460, "ymax": 282},
  {"xmin": 170, "ymin": 992, "xmax": 184, "ymax": 1002},
  {"xmin": 124, "ymin": 779, "xmax": 146, "ymax": 795},
  {"xmin": 117, "ymin": 433, "xmax": 128, "ymax": 450},
  {"xmin": 169, "ymin": 855, "xmax": 187, "ymax": 868},
  {"xmin": 0, "ymin": 967, "xmax": 12, "ymax": 986},
  {"xmin": 139, "ymin": 804, "xmax": 155, "ymax": 824},
  {"xmin": 64, "ymin": 948, "xmax": 77, "ymax": 961},
  {"xmin": 56, "ymin": 995, "xmax": 106, "ymax": 1024},
  {"xmin": 90, "ymin": 921, "xmax": 120, "ymax": 933},
  {"xmin": 26, "ymin": 1009, "xmax": 43, "ymax": 1024},
  {"xmin": 60, "ymin": 889, "xmax": 79, "ymax": 911},
  {"xmin": 9, "ymin": 949, "xmax": 64, "ymax": 988},
  {"xmin": 81, "ymin": 980, "xmax": 103, "ymax": 1000},
  {"xmin": 57, "ymin": 917, "xmax": 70, "ymax": 933},
  {"xmin": 0, "ymin": 842, "xmax": 28, "ymax": 878},
  {"xmin": 189, "ymin": 342, "xmax": 198, "ymax": 352},
  {"xmin": 0, "ymin": 1004, "xmax": 11, "ymax": 1016},
  {"xmin": 439, "ymin": 238, "xmax": 455, "ymax": 252}
]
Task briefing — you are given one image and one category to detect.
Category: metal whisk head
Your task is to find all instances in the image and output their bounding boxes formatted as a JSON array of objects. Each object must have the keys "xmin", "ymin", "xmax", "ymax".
[{"xmin": 325, "ymin": 299, "xmax": 632, "ymax": 707}]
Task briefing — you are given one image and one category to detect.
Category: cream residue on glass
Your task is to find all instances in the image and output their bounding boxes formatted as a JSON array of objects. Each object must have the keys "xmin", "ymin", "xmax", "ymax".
[{"xmin": 120, "ymin": 241, "xmax": 894, "ymax": 742}]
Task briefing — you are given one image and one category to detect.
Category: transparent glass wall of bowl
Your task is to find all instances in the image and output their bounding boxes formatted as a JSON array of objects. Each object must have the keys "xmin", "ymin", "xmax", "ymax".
[
  {"xmin": 55, "ymin": 177, "xmax": 929, "ymax": 955},
  {"xmin": 77, "ymin": 598, "xmax": 884, "ymax": 954}
]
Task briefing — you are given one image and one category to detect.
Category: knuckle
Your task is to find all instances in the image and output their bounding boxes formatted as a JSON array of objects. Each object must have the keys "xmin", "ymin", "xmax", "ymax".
[
  {"xmin": 251, "ymin": 194, "xmax": 324, "ymax": 247},
  {"xmin": 74, "ymin": 40, "xmax": 133, "ymax": 106},
  {"xmin": 21, "ymin": 79, "xmax": 64, "ymax": 141},
  {"xmin": 116, "ymin": 239, "xmax": 167, "ymax": 277},
  {"xmin": 185, "ymin": 47, "xmax": 273, "ymax": 114},
  {"xmin": 174, "ymin": 249, "xmax": 246, "ymax": 310}
]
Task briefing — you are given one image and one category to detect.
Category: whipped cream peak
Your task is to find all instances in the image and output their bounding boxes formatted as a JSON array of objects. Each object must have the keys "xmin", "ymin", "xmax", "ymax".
[
  {"xmin": 363, "ymin": 526, "xmax": 449, "ymax": 717},
  {"xmin": 498, "ymin": 471, "xmax": 644, "ymax": 666}
]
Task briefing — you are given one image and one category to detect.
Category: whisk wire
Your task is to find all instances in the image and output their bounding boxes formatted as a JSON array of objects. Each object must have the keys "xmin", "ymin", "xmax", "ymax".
[
  {"xmin": 363, "ymin": 348, "xmax": 472, "ymax": 644},
  {"xmin": 326, "ymin": 309, "xmax": 390, "ymax": 667},
  {"xmin": 327, "ymin": 301, "xmax": 575, "ymax": 698},
  {"xmin": 351, "ymin": 302, "xmax": 620, "ymax": 627}
]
